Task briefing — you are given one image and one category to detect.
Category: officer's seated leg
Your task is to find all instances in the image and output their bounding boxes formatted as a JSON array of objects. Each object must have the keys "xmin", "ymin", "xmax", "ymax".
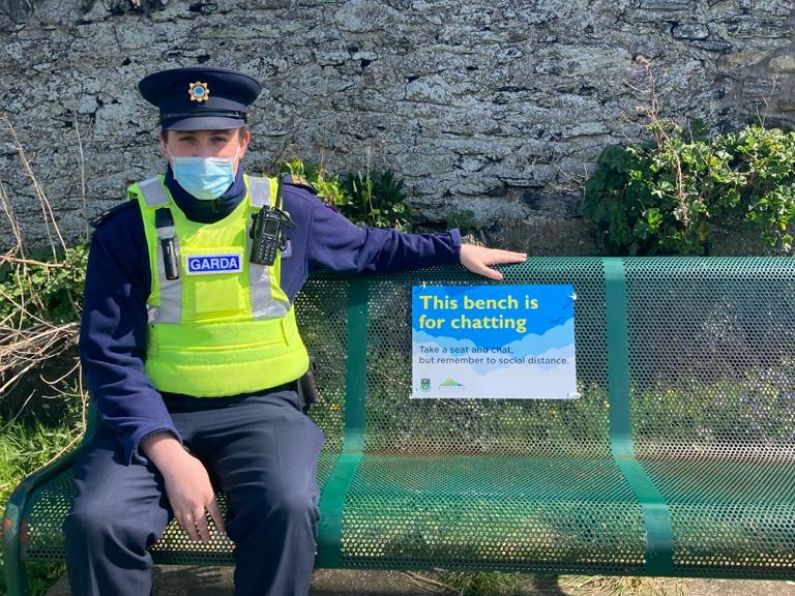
[
  {"xmin": 63, "ymin": 422, "xmax": 172, "ymax": 596},
  {"xmin": 198, "ymin": 392, "xmax": 325, "ymax": 596}
]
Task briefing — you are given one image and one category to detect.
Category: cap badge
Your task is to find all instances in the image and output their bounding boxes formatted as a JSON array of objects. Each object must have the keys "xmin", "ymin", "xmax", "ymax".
[{"xmin": 188, "ymin": 81, "xmax": 210, "ymax": 103}]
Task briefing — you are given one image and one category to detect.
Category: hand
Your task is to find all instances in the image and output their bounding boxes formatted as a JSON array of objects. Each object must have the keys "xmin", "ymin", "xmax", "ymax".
[
  {"xmin": 141, "ymin": 433, "xmax": 225, "ymax": 543},
  {"xmin": 459, "ymin": 244, "xmax": 527, "ymax": 280}
]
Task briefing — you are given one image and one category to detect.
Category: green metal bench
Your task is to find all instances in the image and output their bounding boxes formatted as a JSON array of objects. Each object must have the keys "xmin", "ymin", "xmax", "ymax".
[{"xmin": 4, "ymin": 257, "xmax": 795, "ymax": 594}]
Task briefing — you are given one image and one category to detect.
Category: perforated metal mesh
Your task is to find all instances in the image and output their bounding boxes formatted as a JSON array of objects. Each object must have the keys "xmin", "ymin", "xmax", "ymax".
[
  {"xmin": 340, "ymin": 456, "xmax": 644, "ymax": 572},
  {"xmin": 17, "ymin": 472, "xmax": 72, "ymax": 560},
  {"xmin": 624, "ymin": 258, "xmax": 795, "ymax": 576},
  {"xmin": 294, "ymin": 275, "xmax": 349, "ymax": 461},
  {"xmin": 15, "ymin": 259, "xmax": 795, "ymax": 578}
]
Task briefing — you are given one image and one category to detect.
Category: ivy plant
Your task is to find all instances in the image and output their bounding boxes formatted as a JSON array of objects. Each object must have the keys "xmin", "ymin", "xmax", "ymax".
[{"xmin": 582, "ymin": 123, "xmax": 795, "ymax": 255}]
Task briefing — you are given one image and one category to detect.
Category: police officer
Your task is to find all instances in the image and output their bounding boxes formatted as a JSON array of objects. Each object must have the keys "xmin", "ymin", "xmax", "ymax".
[{"xmin": 64, "ymin": 66, "xmax": 526, "ymax": 596}]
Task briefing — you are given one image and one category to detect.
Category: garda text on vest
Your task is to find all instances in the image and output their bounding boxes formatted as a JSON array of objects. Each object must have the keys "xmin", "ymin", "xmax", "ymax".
[{"xmin": 186, "ymin": 253, "xmax": 243, "ymax": 275}]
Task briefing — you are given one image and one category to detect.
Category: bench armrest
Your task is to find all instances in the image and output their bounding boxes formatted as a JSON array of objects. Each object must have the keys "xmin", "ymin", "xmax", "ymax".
[{"xmin": 3, "ymin": 447, "xmax": 81, "ymax": 594}]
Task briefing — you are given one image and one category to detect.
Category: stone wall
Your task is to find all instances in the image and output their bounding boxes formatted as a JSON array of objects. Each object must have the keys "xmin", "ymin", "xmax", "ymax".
[{"xmin": 1, "ymin": 0, "xmax": 793, "ymax": 249}]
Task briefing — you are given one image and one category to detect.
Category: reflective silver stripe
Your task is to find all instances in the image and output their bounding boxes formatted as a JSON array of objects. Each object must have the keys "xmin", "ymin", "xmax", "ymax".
[
  {"xmin": 139, "ymin": 177, "xmax": 170, "ymax": 207},
  {"xmin": 248, "ymin": 176, "xmax": 270, "ymax": 208},
  {"xmin": 247, "ymin": 177, "xmax": 290, "ymax": 319},
  {"xmin": 140, "ymin": 178, "xmax": 182, "ymax": 324},
  {"xmin": 148, "ymin": 245, "xmax": 182, "ymax": 324}
]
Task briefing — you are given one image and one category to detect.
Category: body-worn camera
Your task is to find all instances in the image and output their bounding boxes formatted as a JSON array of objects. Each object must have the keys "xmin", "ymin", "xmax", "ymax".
[{"xmin": 155, "ymin": 208, "xmax": 180, "ymax": 280}]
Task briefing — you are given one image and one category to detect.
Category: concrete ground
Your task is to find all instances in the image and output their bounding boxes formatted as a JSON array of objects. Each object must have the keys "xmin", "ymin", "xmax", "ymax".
[{"xmin": 47, "ymin": 566, "xmax": 795, "ymax": 595}]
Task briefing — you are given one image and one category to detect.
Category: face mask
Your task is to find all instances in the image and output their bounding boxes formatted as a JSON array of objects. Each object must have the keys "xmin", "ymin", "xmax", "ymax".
[{"xmin": 168, "ymin": 151, "xmax": 239, "ymax": 201}]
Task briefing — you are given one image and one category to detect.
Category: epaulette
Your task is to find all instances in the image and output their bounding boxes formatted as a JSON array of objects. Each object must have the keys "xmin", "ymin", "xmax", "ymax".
[
  {"xmin": 90, "ymin": 200, "xmax": 137, "ymax": 229},
  {"xmin": 279, "ymin": 173, "xmax": 317, "ymax": 195}
]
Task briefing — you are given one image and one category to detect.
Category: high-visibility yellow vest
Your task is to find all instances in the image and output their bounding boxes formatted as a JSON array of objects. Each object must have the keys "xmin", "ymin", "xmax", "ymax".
[{"xmin": 129, "ymin": 174, "xmax": 309, "ymax": 397}]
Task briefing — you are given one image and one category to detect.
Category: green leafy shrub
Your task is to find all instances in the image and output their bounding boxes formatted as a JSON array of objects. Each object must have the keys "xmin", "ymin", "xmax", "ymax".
[
  {"xmin": 281, "ymin": 158, "xmax": 414, "ymax": 231},
  {"xmin": 341, "ymin": 170, "xmax": 412, "ymax": 231},
  {"xmin": 0, "ymin": 245, "xmax": 87, "ymax": 324},
  {"xmin": 581, "ymin": 123, "xmax": 795, "ymax": 255}
]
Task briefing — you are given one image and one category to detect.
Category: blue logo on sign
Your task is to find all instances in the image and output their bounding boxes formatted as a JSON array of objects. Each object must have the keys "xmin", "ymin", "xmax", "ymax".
[{"xmin": 186, "ymin": 254, "xmax": 242, "ymax": 275}]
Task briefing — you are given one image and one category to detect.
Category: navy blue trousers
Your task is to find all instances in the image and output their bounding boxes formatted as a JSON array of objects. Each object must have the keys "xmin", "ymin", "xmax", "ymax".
[{"xmin": 63, "ymin": 391, "xmax": 325, "ymax": 596}]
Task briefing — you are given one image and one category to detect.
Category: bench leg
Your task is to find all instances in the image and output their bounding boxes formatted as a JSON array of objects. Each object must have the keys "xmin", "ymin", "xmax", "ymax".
[
  {"xmin": 3, "ymin": 559, "xmax": 29, "ymax": 596},
  {"xmin": 3, "ymin": 503, "xmax": 29, "ymax": 596}
]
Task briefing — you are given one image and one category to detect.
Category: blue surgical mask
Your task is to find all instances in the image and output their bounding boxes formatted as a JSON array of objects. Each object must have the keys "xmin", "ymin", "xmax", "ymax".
[{"xmin": 169, "ymin": 152, "xmax": 238, "ymax": 201}]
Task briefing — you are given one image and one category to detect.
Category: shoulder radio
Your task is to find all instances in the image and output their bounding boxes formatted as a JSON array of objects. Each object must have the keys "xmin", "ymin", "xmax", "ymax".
[{"xmin": 249, "ymin": 176, "xmax": 295, "ymax": 266}]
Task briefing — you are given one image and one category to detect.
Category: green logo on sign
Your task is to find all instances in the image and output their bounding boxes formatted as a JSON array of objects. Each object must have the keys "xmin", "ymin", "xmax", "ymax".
[{"xmin": 439, "ymin": 378, "xmax": 465, "ymax": 391}]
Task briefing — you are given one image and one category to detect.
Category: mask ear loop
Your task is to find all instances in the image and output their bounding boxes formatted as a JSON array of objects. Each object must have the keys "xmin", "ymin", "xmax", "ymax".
[
  {"xmin": 165, "ymin": 146, "xmax": 175, "ymax": 171},
  {"xmin": 234, "ymin": 144, "xmax": 245, "ymax": 176}
]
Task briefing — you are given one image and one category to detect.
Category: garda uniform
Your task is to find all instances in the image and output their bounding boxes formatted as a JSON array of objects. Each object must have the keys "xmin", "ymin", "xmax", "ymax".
[{"xmin": 65, "ymin": 67, "xmax": 462, "ymax": 596}]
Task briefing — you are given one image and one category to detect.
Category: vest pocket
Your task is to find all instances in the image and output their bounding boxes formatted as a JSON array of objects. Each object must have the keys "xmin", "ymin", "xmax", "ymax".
[
  {"xmin": 145, "ymin": 315, "xmax": 309, "ymax": 396},
  {"xmin": 182, "ymin": 248, "xmax": 247, "ymax": 321},
  {"xmin": 191, "ymin": 275, "xmax": 246, "ymax": 319}
]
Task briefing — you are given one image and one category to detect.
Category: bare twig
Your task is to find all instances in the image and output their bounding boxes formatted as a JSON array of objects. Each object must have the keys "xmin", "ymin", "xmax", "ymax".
[
  {"xmin": 0, "ymin": 322, "xmax": 79, "ymax": 397},
  {"xmin": 754, "ymin": 74, "xmax": 779, "ymax": 129},
  {"xmin": 0, "ymin": 284, "xmax": 58, "ymax": 330},
  {"xmin": 0, "ymin": 389, "xmax": 36, "ymax": 431},
  {"xmin": 0, "ymin": 360, "xmax": 38, "ymax": 397},
  {"xmin": 41, "ymin": 432, "xmax": 83, "ymax": 469},
  {"xmin": 402, "ymin": 571, "xmax": 451, "ymax": 593},
  {"xmin": 1, "ymin": 114, "xmax": 66, "ymax": 259},
  {"xmin": 2, "ymin": 256, "xmax": 72, "ymax": 269},
  {"xmin": 0, "ymin": 176, "xmax": 25, "ymax": 257},
  {"xmin": 635, "ymin": 56, "xmax": 690, "ymax": 226},
  {"xmin": 40, "ymin": 358, "xmax": 82, "ymax": 387},
  {"xmin": 79, "ymin": 365, "xmax": 87, "ymax": 431}
]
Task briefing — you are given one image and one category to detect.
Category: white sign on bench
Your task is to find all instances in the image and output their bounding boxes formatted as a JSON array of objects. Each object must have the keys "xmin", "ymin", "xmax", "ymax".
[{"xmin": 411, "ymin": 284, "xmax": 579, "ymax": 399}]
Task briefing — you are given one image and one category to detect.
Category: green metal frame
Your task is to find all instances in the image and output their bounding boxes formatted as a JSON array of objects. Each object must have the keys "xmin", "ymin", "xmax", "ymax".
[
  {"xmin": 604, "ymin": 258, "xmax": 674, "ymax": 574},
  {"xmin": 3, "ymin": 390, "xmax": 100, "ymax": 595},
  {"xmin": 3, "ymin": 450, "xmax": 80, "ymax": 595},
  {"xmin": 316, "ymin": 277, "xmax": 368, "ymax": 567}
]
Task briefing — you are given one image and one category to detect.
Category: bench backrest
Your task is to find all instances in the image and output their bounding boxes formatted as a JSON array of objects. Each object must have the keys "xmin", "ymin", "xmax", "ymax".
[{"xmin": 299, "ymin": 258, "xmax": 795, "ymax": 468}]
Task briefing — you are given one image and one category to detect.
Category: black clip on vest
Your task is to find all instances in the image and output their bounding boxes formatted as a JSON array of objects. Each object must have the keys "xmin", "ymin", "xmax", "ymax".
[{"xmin": 155, "ymin": 207, "xmax": 180, "ymax": 280}]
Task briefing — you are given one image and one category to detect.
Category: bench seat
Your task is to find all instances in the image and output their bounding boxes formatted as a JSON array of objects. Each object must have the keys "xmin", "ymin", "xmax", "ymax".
[{"xmin": 14, "ymin": 453, "xmax": 795, "ymax": 578}]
